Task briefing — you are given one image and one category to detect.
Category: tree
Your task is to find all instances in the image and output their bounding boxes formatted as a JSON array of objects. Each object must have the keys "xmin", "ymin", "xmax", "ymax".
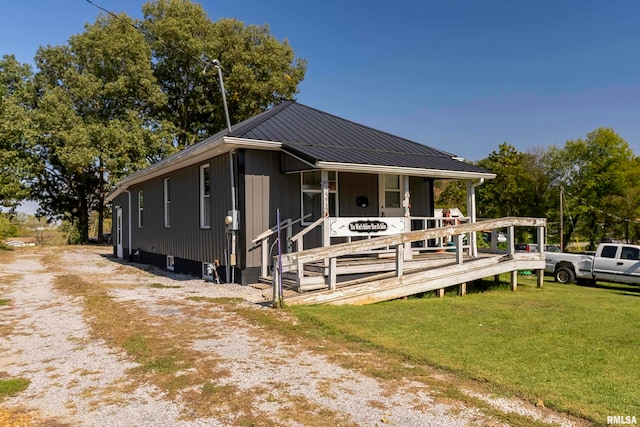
[
  {"xmin": 548, "ymin": 127, "xmax": 634, "ymax": 248},
  {"xmin": 476, "ymin": 143, "xmax": 536, "ymax": 217},
  {"xmin": 30, "ymin": 13, "xmax": 172, "ymax": 242},
  {"xmin": 142, "ymin": 0, "xmax": 307, "ymax": 146},
  {"xmin": 0, "ymin": 55, "xmax": 33, "ymax": 212}
]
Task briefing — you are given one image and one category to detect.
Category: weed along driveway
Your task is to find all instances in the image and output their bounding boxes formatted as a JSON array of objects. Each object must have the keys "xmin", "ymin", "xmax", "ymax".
[{"xmin": 0, "ymin": 247, "xmax": 588, "ymax": 426}]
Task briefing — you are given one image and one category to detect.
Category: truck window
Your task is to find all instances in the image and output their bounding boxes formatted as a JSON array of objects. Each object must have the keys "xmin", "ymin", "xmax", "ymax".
[
  {"xmin": 600, "ymin": 246, "xmax": 618, "ymax": 258},
  {"xmin": 621, "ymin": 247, "xmax": 640, "ymax": 260}
]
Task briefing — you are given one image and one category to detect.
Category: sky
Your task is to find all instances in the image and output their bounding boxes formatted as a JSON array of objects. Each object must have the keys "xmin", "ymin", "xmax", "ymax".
[{"xmin": 2, "ymin": 0, "xmax": 640, "ymax": 215}]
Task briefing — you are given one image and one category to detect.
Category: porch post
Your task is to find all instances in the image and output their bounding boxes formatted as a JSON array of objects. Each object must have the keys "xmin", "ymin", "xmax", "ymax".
[
  {"xmin": 321, "ymin": 170, "xmax": 330, "ymax": 249},
  {"xmin": 403, "ymin": 176, "xmax": 412, "ymax": 261}
]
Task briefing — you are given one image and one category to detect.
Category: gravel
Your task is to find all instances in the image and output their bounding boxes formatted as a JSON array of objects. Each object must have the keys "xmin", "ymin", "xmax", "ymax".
[{"xmin": 0, "ymin": 246, "xmax": 584, "ymax": 426}]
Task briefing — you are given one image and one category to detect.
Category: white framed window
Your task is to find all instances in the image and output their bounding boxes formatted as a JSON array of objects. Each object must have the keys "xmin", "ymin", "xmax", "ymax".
[
  {"xmin": 384, "ymin": 174, "xmax": 401, "ymax": 208},
  {"xmin": 301, "ymin": 171, "xmax": 337, "ymax": 225},
  {"xmin": 163, "ymin": 177, "xmax": 171, "ymax": 228},
  {"xmin": 166, "ymin": 255, "xmax": 174, "ymax": 271},
  {"xmin": 137, "ymin": 191, "xmax": 144, "ymax": 228},
  {"xmin": 200, "ymin": 164, "xmax": 211, "ymax": 229}
]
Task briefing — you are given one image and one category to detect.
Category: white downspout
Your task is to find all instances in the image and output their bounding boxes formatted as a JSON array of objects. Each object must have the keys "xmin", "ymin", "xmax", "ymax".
[
  {"xmin": 468, "ymin": 178, "xmax": 485, "ymax": 257},
  {"xmin": 229, "ymin": 150, "xmax": 237, "ymax": 283}
]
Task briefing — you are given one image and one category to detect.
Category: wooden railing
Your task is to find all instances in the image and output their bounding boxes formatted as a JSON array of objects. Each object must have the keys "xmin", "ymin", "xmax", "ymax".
[
  {"xmin": 272, "ymin": 217, "xmax": 546, "ymax": 304},
  {"xmin": 252, "ymin": 214, "xmax": 310, "ymax": 278}
]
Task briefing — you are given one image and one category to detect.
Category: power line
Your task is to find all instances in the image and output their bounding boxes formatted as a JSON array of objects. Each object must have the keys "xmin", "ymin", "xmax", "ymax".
[
  {"xmin": 83, "ymin": 0, "xmax": 210, "ymax": 69},
  {"xmin": 563, "ymin": 189, "xmax": 640, "ymax": 224}
]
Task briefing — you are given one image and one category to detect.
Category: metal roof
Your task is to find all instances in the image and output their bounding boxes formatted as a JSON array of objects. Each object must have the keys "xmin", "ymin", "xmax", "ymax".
[
  {"xmin": 229, "ymin": 101, "xmax": 492, "ymax": 175},
  {"xmin": 107, "ymin": 101, "xmax": 494, "ymax": 202}
]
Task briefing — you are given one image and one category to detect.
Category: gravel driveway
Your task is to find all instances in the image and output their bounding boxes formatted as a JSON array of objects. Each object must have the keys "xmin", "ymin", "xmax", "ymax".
[{"xmin": 0, "ymin": 246, "xmax": 585, "ymax": 426}]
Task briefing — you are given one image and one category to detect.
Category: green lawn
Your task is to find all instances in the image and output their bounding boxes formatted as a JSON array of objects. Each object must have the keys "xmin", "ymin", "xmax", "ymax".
[{"xmin": 291, "ymin": 276, "xmax": 640, "ymax": 424}]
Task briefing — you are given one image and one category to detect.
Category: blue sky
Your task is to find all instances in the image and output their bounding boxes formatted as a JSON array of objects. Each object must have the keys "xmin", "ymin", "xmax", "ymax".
[{"xmin": 2, "ymin": 0, "xmax": 639, "ymax": 164}]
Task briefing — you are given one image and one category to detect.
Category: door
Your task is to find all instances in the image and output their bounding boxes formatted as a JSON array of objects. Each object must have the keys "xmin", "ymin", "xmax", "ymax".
[
  {"xmin": 116, "ymin": 207, "xmax": 123, "ymax": 258},
  {"xmin": 379, "ymin": 174, "xmax": 404, "ymax": 217},
  {"xmin": 593, "ymin": 245, "xmax": 640, "ymax": 284}
]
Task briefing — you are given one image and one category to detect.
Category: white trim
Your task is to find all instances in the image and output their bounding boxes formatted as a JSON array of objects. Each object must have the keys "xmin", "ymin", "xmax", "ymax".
[
  {"xmin": 166, "ymin": 255, "xmax": 174, "ymax": 271},
  {"xmin": 317, "ymin": 161, "xmax": 496, "ymax": 179},
  {"xmin": 223, "ymin": 136, "xmax": 282, "ymax": 150},
  {"xmin": 281, "ymin": 150, "xmax": 317, "ymax": 170},
  {"xmin": 199, "ymin": 164, "xmax": 211, "ymax": 229},
  {"xmin": 163, "ymin": 177, "xmax": 171, "ymax": 228},
  {"xmin": 106, "ymin": 136, "xmax": 279, "ymax": 203}
]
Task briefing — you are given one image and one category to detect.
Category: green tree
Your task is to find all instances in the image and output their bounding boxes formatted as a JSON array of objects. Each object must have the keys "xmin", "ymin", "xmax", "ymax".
[
  {"xmin": 476, "ymin": 143, "xmax": 537, "ymax": 217},
  {"xmin": 0, "ymin": 55, "xmax": 33, "ymax": 212},
  {"xmin": 549, "ymin": 127, "xmax": 634, "ymax": 248},
  {"xmin": 30, "ymin": 13, "xmax": 172, "ymax": 242},
  {"xmin": 142, "ymin": 0, "xmax": 307, "ymax": 146}
]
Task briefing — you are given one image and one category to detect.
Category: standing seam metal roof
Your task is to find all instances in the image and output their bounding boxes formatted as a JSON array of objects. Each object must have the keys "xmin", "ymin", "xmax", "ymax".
[{"xmin": 228, "ymin": 101, "xmax": 491, "ymax": 175}]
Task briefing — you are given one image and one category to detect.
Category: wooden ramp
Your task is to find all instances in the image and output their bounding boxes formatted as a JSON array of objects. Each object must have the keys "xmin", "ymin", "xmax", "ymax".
[
  {"xmin": 269, "ymin": 217, "xmax": 547, "ymax": 306},
  {"xmin": 285, "ymin": 252, "xmax": 545, "ymax": 305}
]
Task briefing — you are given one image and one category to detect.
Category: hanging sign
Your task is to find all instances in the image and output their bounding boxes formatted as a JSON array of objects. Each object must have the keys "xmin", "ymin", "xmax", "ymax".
[{"xmin": 329, "ymin": 217, "xmax": 407, "ymax": 237}]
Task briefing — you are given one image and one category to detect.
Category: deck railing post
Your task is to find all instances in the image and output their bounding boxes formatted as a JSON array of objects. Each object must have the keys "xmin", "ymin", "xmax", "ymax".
[
  {"xmin": 329, "ymin": 257, "xmax": 337, "ymax": 290},
  {"xmin": 260, "ymin": 237, "xmax": 269, "ymax": 278},
  {"xmin": 285, "ymin": 219, "xmax": 292, "ymax": 253},
  {"xmin": 454, "ymin": 234, "xmax": 464, "ymax": 264},
  {"xmin": 396, "ymin": 244, "xmax": 404, "ymax": 277}
]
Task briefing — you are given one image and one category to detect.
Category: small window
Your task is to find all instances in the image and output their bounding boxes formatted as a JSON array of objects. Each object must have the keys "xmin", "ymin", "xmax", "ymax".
[
  {"xmin": 600, "ymin": 246, "xmax": 617, "ymax": 258},
  {"xmin": 164, "ymin": 177, "xmax": 171, "ymax": 228},
  {"xmin": 200, "ymin": 164, "xmax": 211, "ymax": 229},
  {"xmin": 138, "ymin": 191, "xmax": 144, "ymax": 228},
  {"xmin": 167, "ymin": 255, "xmax": 174, "ymax": 271}
]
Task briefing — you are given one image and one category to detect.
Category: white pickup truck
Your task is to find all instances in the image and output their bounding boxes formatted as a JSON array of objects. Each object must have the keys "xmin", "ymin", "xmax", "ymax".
[{"xmin": 545, "ymin": 243, "xmax": 640, "ymax": 285}]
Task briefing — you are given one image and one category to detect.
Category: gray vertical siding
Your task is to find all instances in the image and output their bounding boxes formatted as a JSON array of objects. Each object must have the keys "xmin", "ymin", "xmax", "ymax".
[
  {"xmin": 241, "ymin": 149, "xmax": 300, "ymax": 268},
  {"xmin": 338, "ymin": 172, "xmax": 379, "ymax": 217},
  {"xmin": 128, "ymin": 154, "xmax": 231, "ymax": 266}
]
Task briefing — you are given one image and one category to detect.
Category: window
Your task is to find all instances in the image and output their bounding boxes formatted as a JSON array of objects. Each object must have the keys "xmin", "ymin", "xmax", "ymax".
[
  {"xmin": 600, "ymin": 246, "xmax": 617, "ymax": 258},
  {"xmin": 200, "ymin": 164, "xmax": 211, "ymax": 229},
  {"xmin": 384, "ymin": 175, "xmax": 401, "ymax": 208},
  {"xmin": 301, "ymin": 171, "xmax": 337, "ymax": 224},
  {"xmin": 167, "ymin": 255, "xmax": 174, "ymax": 271},
  {"xmin": 138, "ymin": 191, "xmax": 144, "ymax": 228},
  {"xmin": 621, "ymin": 246, "xmax": 640, "ymax": 260},
  {"xmin": 164, "ymin": 177, "xmax": 171, "ymax": 228}
]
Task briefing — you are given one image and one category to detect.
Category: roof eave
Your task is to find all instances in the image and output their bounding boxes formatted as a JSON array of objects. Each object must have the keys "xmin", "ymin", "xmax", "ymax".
[
  {"xmin": 106, "ymin": 136, "xmax": 282, "ymax": 202},
  {"xmin": 316, "ymin": 161, "xmax": 496, "ymax": 180}
]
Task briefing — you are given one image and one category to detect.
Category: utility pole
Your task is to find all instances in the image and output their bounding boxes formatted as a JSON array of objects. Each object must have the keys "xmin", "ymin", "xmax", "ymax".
[{"xmin": 560, "ymin": 186, "xmax": 564, "ymax": 250}]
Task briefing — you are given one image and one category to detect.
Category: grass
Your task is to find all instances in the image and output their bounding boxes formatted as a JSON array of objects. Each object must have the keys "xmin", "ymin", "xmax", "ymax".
[
  {"xmin": 0, "ymin": 378, "xmax": 30, "ymax": 396},
  {"xmin": 0, "ymin": 299, "xmax": 10, "ymax": 306},
  {"xmin": 290, "ymin": 275, "xmax": 640, "ymax": 425}
]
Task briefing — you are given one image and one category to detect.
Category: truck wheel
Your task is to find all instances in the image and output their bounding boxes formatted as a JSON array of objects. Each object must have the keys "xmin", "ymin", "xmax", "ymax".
[{"xmin": 555, "ymin": 267, "xmax": 575, "ymax": 284}]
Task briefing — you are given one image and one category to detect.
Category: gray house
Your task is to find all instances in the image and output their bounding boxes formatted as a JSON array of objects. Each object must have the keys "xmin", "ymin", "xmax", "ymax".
[{"xmin": 107, "ymin": 101, "xmax": 494, "ymax": 284}]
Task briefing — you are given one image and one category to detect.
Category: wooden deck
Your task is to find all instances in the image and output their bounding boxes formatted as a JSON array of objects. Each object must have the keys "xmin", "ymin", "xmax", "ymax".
[{"xmin": 264, "ymin": 217, "xmax": 547, "ymax": 306}]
